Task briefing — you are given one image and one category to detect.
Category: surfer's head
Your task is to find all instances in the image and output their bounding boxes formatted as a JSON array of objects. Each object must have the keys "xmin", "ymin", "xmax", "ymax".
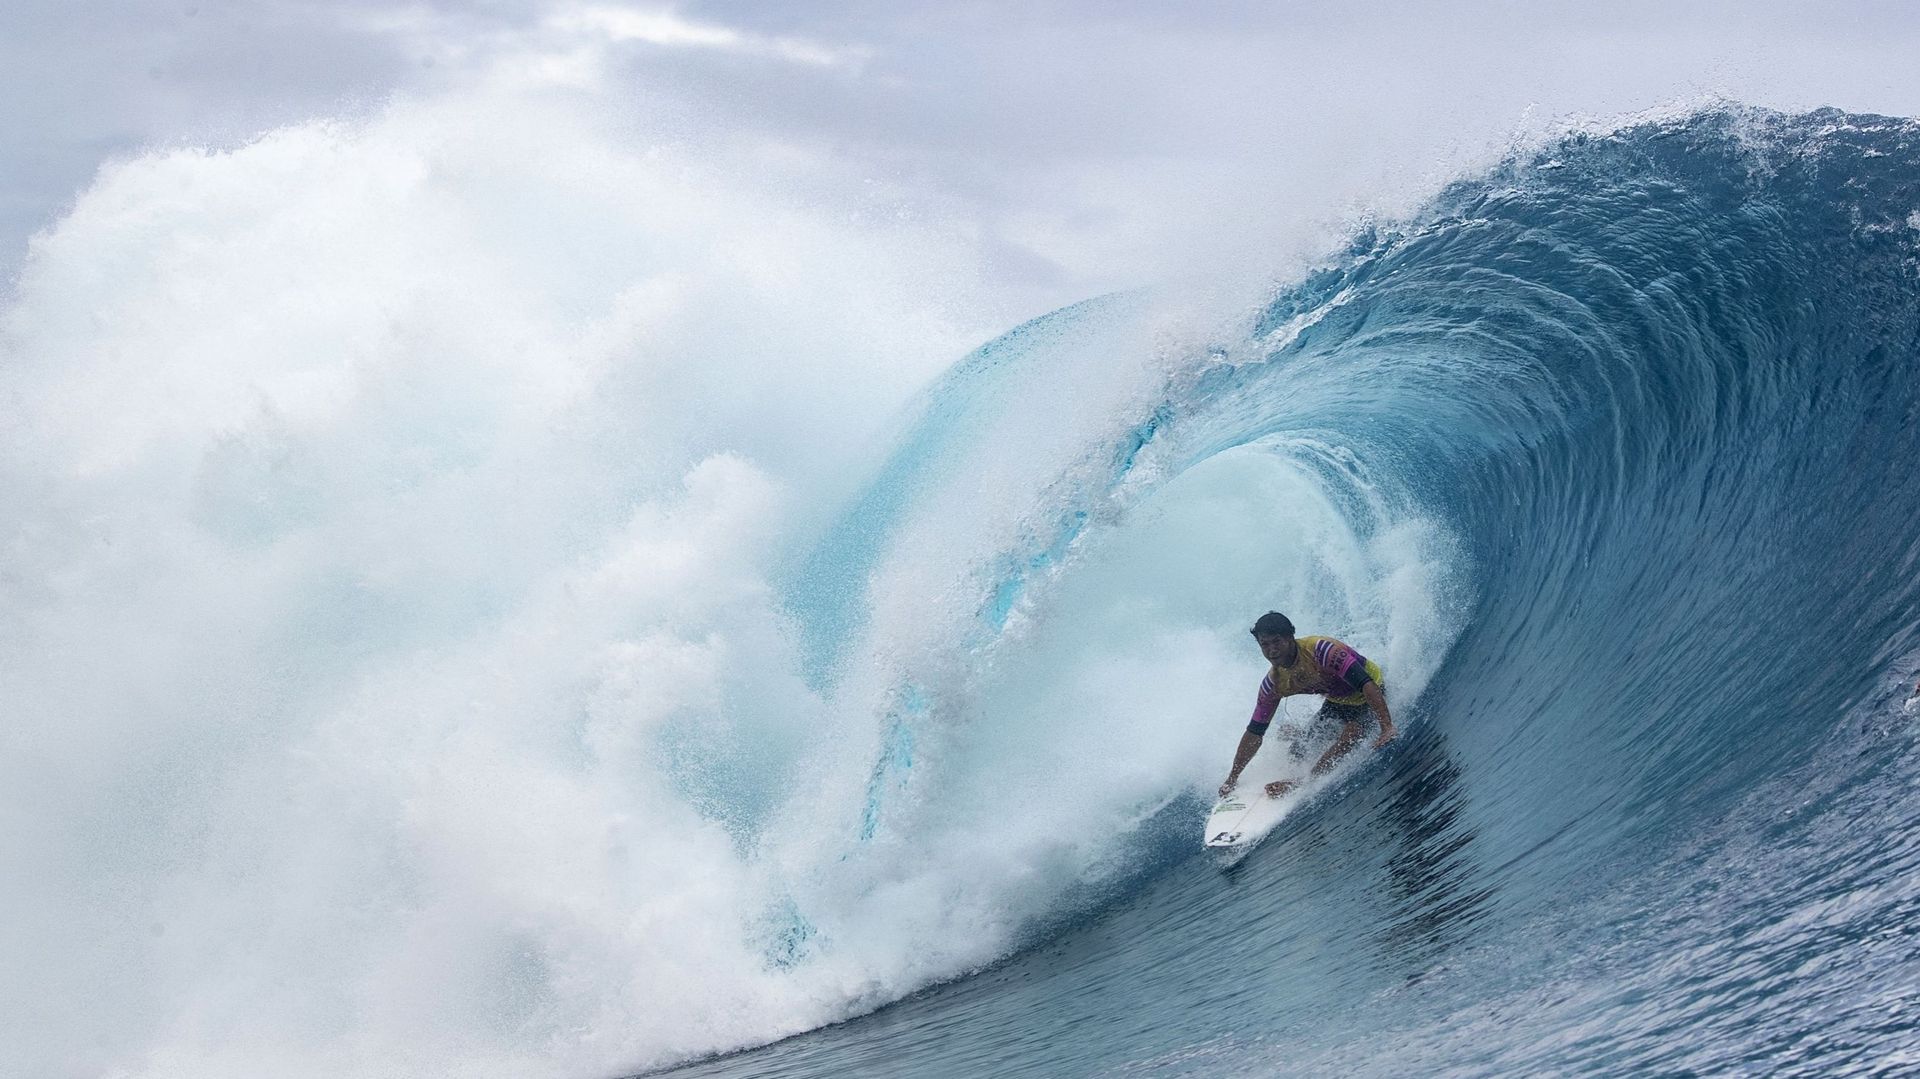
[{"xmin": 1250, "ymin": 611, "xmax": 1296, "ymax": 664}]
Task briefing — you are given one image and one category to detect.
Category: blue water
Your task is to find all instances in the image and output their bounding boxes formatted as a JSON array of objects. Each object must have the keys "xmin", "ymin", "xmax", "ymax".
[{"xmin": 659, "ymin": 107, "xmax": 1920, "ymax": 1077}]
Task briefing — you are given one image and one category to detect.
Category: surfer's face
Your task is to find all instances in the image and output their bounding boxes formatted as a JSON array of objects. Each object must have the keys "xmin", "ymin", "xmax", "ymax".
[{"xmin": 1255, "ymin": 633, "xmax": 1295, "ymax": 666}]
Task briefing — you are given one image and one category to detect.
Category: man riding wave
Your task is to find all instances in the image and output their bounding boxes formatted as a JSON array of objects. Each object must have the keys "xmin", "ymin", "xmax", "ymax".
[{"xmin": 1218, "ymin": 611, "xmax": 1397, "ymax": 798}]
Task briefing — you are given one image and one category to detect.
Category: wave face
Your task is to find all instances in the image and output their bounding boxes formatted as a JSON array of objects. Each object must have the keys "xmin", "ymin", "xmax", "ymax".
[
  {"xmin": 667, "ymin": 106, "xmax": 1920, "ymax": 1076},
  {"xmin": 6, "ymin": 103, "xmax": 1920, "ymax": 1079}
]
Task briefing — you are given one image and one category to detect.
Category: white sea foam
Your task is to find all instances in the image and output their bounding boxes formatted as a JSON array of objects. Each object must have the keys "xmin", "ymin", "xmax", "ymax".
[{"xmin": 0, "ymin": 81, "xmax": 1462, "ymax": 1079}]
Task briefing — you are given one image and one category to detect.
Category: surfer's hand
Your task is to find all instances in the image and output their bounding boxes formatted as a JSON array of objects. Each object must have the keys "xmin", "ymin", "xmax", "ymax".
[{"xmin": 1265, "ymin": 780, "xmax": 1296, "ymax": 797}]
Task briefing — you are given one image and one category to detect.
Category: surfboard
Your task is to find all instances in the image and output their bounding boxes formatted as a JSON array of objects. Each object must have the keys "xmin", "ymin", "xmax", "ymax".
[
  {"xmin": 1203, "ymin": 733, "xmax": 1310, "ymax": 852},
  {"xmin": 1203, "ymin": 784, "xmax": 1300, "ymax": 850}
]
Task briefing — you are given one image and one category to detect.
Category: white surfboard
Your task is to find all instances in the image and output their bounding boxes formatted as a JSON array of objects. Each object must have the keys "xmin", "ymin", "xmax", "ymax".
[
  {"xmin": 1203, "ymin": 732, "xmax": 1311, "ymax": 852},
  {"xmin": 1202, "ymin": 719, "xmax": 1374, "ymax": 854},
  {"xmin": 1203, "ymin": 784, "xmax": 1301, "ymax": 851}
]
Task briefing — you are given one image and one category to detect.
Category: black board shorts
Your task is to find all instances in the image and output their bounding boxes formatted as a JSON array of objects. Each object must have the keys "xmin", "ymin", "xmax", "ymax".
[
  {"xmin": 1287, "ymin": 697, "xmax": 1374, "ymax": 761},
  {"xmin": 1308, "ymin": 695, "xmax": 1376, "ymax": 737}
]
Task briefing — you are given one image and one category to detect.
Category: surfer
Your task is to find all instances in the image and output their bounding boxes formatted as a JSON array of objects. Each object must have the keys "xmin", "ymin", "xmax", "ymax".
[{"xmin": 1218, "ymin": 612, "xmax": 1397, "ymax": 798}]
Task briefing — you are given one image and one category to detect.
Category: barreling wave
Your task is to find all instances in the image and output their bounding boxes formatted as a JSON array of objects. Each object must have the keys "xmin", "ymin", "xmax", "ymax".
[{"xmin": 686, "ymin": 105, "xmax": 1920, "ymax": 1076}]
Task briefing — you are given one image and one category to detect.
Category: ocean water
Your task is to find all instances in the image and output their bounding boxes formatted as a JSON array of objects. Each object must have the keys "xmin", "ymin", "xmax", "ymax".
[
  {"xmin": 655, "ymin": 105, "xmax": 1920, "ymax": 1078},
  {"xmin": 5, "ymin": 103, "xmax": 1920, "ymax": 1078}
]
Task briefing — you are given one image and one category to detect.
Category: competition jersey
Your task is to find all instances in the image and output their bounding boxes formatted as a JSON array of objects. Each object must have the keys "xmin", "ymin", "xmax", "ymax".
[{"xmin": 1247, "ymin": 636, "xmax": 1383, "ymax": 734}]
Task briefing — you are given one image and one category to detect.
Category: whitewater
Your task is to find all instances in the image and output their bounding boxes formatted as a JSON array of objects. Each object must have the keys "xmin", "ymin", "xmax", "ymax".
[{"xmin": 4, "ymin": 94, "xmax": 1919, "ymax": 1079}]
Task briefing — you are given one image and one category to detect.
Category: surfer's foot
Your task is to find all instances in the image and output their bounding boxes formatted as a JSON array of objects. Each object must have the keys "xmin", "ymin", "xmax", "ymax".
[{"xmin": 1264, "ymin": 780, "xmax": 1297, "ymax": 797}]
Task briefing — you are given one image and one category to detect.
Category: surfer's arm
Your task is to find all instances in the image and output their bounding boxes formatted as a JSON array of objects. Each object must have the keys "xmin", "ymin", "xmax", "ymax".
[
  {"xmin": 1362, "ymin": 681, "xmax": 1396, "ymax": 747},
  {"xmin": 1221, "ymin": 674, "xmax": 1281, "ymax": 795},
  {"xmin": 1220, "ymin": 730, "xmax": 1264, "ymax": 796},
  {"xmin": 1318, "ymin": 640, "xmax": 1395, "ymax": 748}
]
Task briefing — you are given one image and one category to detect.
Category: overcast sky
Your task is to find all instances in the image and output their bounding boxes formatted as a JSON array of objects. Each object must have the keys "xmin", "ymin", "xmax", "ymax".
[{"xmin": 6, "ymin": 1, "xmax": 1920, "ymax": 310}]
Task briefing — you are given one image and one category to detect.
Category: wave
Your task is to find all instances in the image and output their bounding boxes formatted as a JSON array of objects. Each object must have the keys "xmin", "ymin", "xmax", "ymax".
[
  {"xmin": 5, "ymin": 101, "xmax": 1920, "ymax": 1079},
  {"xmin": 682, "ymin": 104, "xmax": 1920, "ymax": 1076}
]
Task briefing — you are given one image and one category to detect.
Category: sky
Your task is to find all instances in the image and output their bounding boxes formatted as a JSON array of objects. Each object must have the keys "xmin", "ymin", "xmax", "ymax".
[{"xmin": 5, "ymin": 1, "xmax": 1920, "ymax": 315}]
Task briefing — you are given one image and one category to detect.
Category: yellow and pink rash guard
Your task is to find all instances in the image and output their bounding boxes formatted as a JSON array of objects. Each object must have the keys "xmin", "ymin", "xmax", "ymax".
[{"xmin": 1247, "ymin": 636, "xmax": 1384, "ymax": 735}]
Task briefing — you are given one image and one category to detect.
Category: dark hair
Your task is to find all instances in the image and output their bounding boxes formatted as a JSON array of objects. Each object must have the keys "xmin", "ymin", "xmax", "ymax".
[{"xmin": 1250, "ymin": 611, "xmax": 1294, "ymax": 638}]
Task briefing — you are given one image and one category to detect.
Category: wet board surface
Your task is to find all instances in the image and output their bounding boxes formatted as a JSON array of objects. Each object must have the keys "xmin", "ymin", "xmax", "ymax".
[
  {"xmin": 1202, "ymin": 733, "xmax": 1308, "ymax": 851},
  {"xmin": 1203, "ymin": 785, "xmax": 1299, "ymax": 849}
]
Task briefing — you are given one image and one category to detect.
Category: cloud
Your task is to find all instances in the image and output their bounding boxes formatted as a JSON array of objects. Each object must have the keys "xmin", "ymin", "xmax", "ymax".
[
  {"xmin": 7, "ymin": 2, "xmax": 1920, "ymax": 311},
  {"xmin": 551, "ymin": 4, "xmax": 871, "ymax": 69}
]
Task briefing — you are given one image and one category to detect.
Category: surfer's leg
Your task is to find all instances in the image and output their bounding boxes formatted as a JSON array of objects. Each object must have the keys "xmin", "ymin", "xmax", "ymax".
[
  {"xmin": 1306, "ymin": 700, "xmax": 1372, "ymax": 775},
  {"xmin": 1290, "ymin": 725, "xmax": 1320, "ymax": 760},
  {"xmin": 1310, "ymin": 721, "xmax": 1365, "ymax": 775},
  {"xmin": 1290, "ymin": 706, "xmax": 1338, "ymax": 761}
]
